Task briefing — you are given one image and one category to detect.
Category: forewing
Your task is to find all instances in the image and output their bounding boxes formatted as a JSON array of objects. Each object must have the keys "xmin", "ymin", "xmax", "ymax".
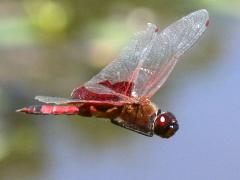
[{"xmin": 132, "ymin": 9, "xmax": 209, "ymax": 98}]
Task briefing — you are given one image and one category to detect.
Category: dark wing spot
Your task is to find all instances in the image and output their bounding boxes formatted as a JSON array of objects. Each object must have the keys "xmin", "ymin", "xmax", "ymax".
[{"xmin": 205, "ymin": 20, "xmax": 209, "ymax": 27}]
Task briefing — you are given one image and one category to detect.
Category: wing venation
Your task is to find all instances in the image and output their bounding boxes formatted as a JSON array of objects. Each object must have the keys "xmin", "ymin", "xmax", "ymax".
[{"xmin": 73, "ymin": 9, "xmax": 209, "ymax": 99}]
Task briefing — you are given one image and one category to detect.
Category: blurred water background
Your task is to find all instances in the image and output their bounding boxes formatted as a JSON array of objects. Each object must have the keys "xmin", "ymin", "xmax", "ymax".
[{"xmin": 0, "ymin": 0, "xmax": 240, "ymax": 180}]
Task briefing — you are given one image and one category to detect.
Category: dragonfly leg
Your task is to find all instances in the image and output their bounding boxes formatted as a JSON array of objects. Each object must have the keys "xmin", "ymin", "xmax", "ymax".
[{"xmin": 111, "ymin": 119, "xmax": 153, "ymax": 137}]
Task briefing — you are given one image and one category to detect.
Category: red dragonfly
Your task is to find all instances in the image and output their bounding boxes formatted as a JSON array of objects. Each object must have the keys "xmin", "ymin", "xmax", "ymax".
[{"xmin": 17, "ymin": 9, "xmax": 209, "ymax": 138}]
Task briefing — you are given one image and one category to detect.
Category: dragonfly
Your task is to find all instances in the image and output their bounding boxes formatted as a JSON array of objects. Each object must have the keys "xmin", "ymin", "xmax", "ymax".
[{"xmin": 17, "ymin": 9, "xmax": 209, "ymax": 138}]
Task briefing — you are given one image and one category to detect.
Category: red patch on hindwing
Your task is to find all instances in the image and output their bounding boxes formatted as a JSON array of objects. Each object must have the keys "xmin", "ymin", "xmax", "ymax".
[
  {"xmin": 71, "ymin": 86, "xmax": 120, "ymax": 101},
  {"xmin": 72, "ymin": 81, "xmax": 134, "ymax": 101},
  {"xmin": 99, "ymin": 81, "xmax": 133, "ymax": 96}
]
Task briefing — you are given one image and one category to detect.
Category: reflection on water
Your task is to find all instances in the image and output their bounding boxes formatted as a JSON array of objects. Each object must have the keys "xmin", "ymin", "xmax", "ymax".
[{"xmin": 0, "ymin": 1, "xmax": 240, "ymax": 180}]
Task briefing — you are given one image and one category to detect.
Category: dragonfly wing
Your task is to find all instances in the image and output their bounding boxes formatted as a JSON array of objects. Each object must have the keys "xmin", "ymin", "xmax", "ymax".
[
  {"xmin": 71, "ymin": 81, "xmax": 135, "ymax": 102},
  {"xmin": 35, "ymin": 96, "xmax": 125, "ymax": 106},
  {"xmin": 72, "ymin": 23, "xmax": 158, "ymax": 98},
  {"xmin": 72, "ymin": 9, "xmax": 209, "ymax": 99},
  {"xmin": 35, "ymin": 96, "xmax": 83, "ymax": 105},
  {"xmin": 133, "ymin": 9, "xmax": 209, "ymax": 98}
]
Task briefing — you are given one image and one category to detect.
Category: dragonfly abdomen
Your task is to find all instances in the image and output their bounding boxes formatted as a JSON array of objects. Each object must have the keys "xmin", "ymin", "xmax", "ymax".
[{"xmin": 17, "ymin": 105, "xmax": 79, "ymax": 115}]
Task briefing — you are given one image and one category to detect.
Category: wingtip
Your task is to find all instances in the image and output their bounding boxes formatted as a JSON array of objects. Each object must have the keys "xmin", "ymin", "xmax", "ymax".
[
  {"xmin": 199, "ymin": 9, "xmax": 209, "ymax": 27},
  {"xmin": 16, "ymin": 108, "xmax": 26, "ymax": 113},
  {"xmin": 34, "ymin": 96, "xmax": 41, "ymax": 100},
  {"xmin": 199, "ymin": 9, "xmax": 209, "ymax": 18},
  {"xmin": 16, "ymin": 107, "xmax": 31, "ymax": 113},
  {"xmin": 191, "ymin": 9, "xmax": 209, "ymax": 27},
  {"xmin": 199, "ymin": 9, "xmax": 208, "ymax": 13},
  {"xmin": 146, "ymin": 23, "xmax": 159, "ymax": 33}
]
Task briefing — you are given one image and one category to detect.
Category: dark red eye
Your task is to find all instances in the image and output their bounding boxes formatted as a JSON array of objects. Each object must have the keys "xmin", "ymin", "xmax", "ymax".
[{"xmin": 154, "ymin": 112, "xmax": 179, "ymax": 138}]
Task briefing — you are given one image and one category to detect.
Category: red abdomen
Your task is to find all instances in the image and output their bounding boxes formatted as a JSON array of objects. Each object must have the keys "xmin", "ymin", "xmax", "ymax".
[{"xmin": 17, "ymin": 105, "xmax": 79, "ymax": 115}]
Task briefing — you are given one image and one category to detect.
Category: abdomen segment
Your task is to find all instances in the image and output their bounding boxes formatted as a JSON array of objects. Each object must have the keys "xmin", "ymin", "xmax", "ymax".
[{"xmin": 16, "ymin": 105, "xmax": 79, "ymax": 115}]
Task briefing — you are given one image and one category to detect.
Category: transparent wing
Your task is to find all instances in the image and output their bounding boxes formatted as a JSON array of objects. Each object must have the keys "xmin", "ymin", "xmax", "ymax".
[
  {"xmin": 75, "ymin": 9, "xmax": 209, "ymax": 99},
  {"xmin": 75, "ymin": 23, "xmax": 158, "ymax": 98},
  {"xmin": 133, "ymin": 9, "xmax": 209, "ymax": 97},
  {"xmin": 35, "ymin": 96, "xmax": 81, "ymax": 105},
  {"xmin": 35, "ymin": 96, "xmax": 125, "ymax": 106}
]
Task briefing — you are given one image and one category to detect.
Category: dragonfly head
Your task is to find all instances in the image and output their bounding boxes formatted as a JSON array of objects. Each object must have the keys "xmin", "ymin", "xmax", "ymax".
[{"xmin": 153, "ymin": 111, "xmax": 179, "ymax": 138}]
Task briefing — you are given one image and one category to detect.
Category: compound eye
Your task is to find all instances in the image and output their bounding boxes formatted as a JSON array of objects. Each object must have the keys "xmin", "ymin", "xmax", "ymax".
[
  {"xmin": 154, "ymin": 112, "xmax": 178, "ymax": 138},
  {"xmin": 158, "ymin": 115, "xmax": 167, "ymax": 126}
]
